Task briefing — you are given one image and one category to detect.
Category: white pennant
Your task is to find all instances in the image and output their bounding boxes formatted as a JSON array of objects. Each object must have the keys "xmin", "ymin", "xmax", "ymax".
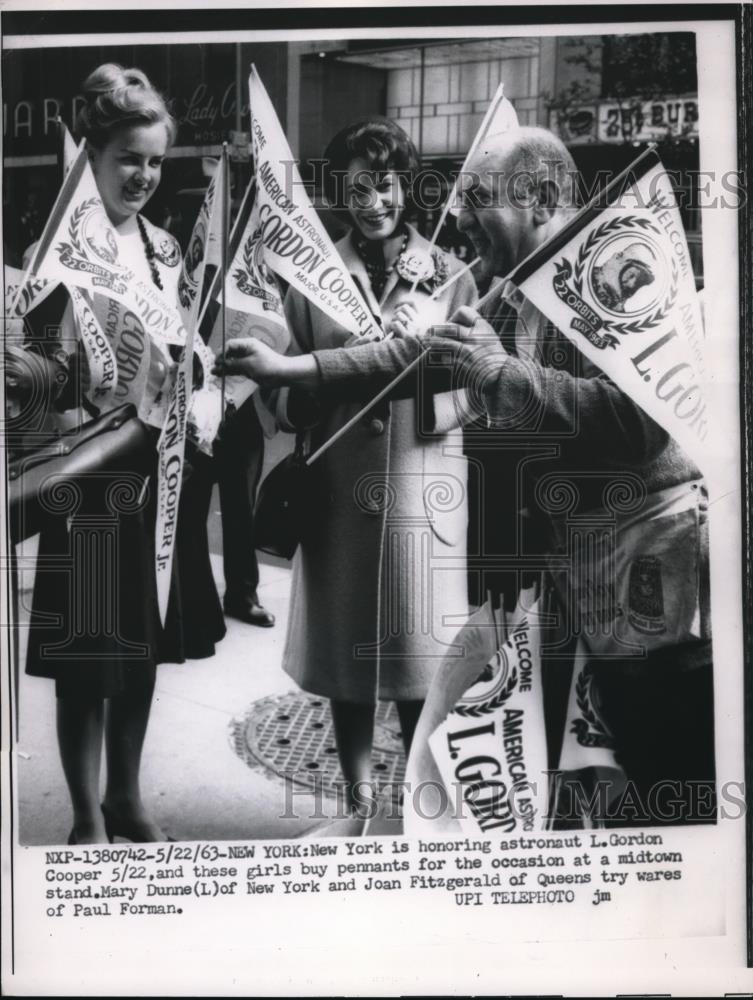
[
  {"xmin": 28, "ymin": 144, "xmax": 134, "ymax": 303},
  {"xmin": 428, "ymin": 595, "xmax": 550, "ymax": 834},
  {"xmin": 67, "ymin": 286, "xmax": 118, "ymax": 406},
  {"xmin": 505, "ymin": 151, "xmax": 709, "ymax": 473},
  {"xmin": 59, "ymin": 118, "xmax": 79, "ymax": 175},
  {"xmin": 248, "ymin": 66, "xmax": 380, "ymax": 340},
  {"xmin": 155, "ymin": 159, "xmax": 228, "ymax": 624},
  {"xmin": 205, "ymin": 194, "xmax": 291, "ymax": 410}
]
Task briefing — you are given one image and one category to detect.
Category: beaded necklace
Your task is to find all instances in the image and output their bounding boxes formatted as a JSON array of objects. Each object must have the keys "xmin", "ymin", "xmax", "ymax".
[
  {"xmin": 354, "ymin": 227, "xmax": 409, "ymax": 299},
  {"xmin": 136, "ymin": 214, "xmax": 164, "ymax": 291}
]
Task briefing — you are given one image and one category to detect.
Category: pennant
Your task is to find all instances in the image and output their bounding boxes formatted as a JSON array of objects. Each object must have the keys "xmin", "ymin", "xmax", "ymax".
[
  {"xmin": 16, "ymin": 141, "xmax": 214, "ymax": 426},
  {"xmin": 504, "ymin": 148, "xmax": 709, "ymax": 471},
  {"xmin": 12, "ymin": 131, "xmax": 226, "ymax": 624},
  {"xmin": 4, "ymin": 265, "xmax": 57, "ymax": 335},
  {"xmin": 177, "ymin": 165, "xmax": 224, "ymax": 324},
  {"xmin": 84, "ymin": 281, "xmax": 211, "ymax": 431},
  {"xmin": 67, "ymin": 286, "xmax": 118, "ymax": 406},
  {"xmin": 13, "ymin": 138, "xmax": 201, "ymax": 362},
  {"xmin": 27, "ymin": 144, "xmax": 134, "ymax": 302},
  {"xmin": 482, "ymin": 93, "xmax": 520, "ymax": 144},
  {"xmin": 428, "ymin": 596, "xmax": 549, "ymax": 834},
  {"xmin": 248, "ymin": 66, "xmax": 380, "ymax": 340},
  {"xmin": 450, "ymin": 84, "xmax": 519, "ymax": 216},
  {"xmin": 7, "ymin": 138, "xmax": 185, "ymax": 420},
  {"xmin": 58, "ymin": 118, "xmax": 79, "ymax": 176},
  {"xmin": 155, "ymin": 154, "xmax": 228, "ymax": 623},
  {"xmin": 206, "ymin": 194, "xmax": 291, "ymax": 409},
  {"xmin": 555, "ymin": 641, "xmax": 628, "ymax": 826},
  {"xmin": 22, "ymin": 143, "xmax": 198, "ymax": 360},
  {"xmin": 87, "ymin": 293, "xmax": 155, "ymax": 420}
]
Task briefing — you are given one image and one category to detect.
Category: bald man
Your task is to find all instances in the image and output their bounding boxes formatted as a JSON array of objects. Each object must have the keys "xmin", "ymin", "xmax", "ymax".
[{"xmin": 217, "ymin": 127, "xmax": 714, "ymax": 829}]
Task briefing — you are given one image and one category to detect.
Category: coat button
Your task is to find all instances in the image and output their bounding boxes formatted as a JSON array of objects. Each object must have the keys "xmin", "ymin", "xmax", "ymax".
[{"xmin": 369, "ymin": 418, "xmax": 385, "ymax": 436}]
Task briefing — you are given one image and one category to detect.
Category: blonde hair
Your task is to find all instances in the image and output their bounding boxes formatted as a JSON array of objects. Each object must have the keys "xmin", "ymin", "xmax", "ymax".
[{"xmin": 76, "ymin": 63, "xmax": 177, "ymax": 148}]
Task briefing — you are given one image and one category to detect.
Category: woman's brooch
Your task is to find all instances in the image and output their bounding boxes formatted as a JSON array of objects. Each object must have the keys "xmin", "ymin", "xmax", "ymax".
[{"xmin": 396, "ymin": 248, "xmax": 435, "ymax": 285}]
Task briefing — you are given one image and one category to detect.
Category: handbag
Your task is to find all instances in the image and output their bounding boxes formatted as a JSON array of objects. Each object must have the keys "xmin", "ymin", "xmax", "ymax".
[
  {"xmin": 254, "ymin": 432, "xmax": 311, "ymax": 560},
  {"xmin": 9, "ymin": 403, "xmax": 153, "ymax": 543}
]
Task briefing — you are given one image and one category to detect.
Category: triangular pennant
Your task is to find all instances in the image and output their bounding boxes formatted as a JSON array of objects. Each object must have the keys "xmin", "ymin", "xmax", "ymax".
[
  {"xmin": 155, "ymin": 151, "xmax": 229, "ymax": 624},
  {"xmin": 428, "ymin": 595, "xmax": 550, "ymax": 834},
  {"xmin": 205, "ymin": 194, "xmax": 291, "ymax": 410},
  {"xmin": 67, "ymin": 286, "xmax": 118, "ymax": 407},
  {"xmin": 28, "ymin": 145, "xmax": 134, "ymax": 302},
  {"xmin": 248, "ymin": 66, "xmax": 380, "ymax": 340},
  {"xmin": 449, "ymin": 84, "xmax": 519, "ymax": 217},
  {"xmin": 504, "ymin": 148, "xmax": 709, "ymax": 472},
  {"xmin": 58, "ymin": 118, "xmax": 79, "ymax": 176}
]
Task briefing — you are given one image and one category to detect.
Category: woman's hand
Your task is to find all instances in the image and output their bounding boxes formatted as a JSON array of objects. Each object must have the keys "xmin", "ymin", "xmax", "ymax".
[
  {"xmin": 213, "ymin": 339, "xmax": 320, "ymax": 389},
  {"xmin": 213, "ymin": 338, "xmax": 288, "ymax": 386},
  {"xmin": 387, "ymin": 299, "xmax": 423, "ymax": 340}
]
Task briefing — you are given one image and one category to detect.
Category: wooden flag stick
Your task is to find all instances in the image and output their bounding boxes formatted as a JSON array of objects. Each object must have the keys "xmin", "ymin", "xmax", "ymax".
[
  {"xmin": 55, "ymin": 115, "xmax": 64, "ymax": 172},
  {"xmin": 305, "ymin": 349, "xmax": 424, "ymax": 467},
  {"xmin": 196, "ymin": 172, "xmax": 256, "ymax": 332},
  {"xmin": 305, "ymin": 142, "xmax": 660, "ymax": 469},
  {"xmin": 487, "ymin": 588, "xmax": 501, "ymax": 651},
  {"xmin": 220, "ymin": 144, "xmax": 229, "ymax": 425},
  {"xmin": 8, "ymin": 247, "xmax": 41, "ymax": 320},
  {"xmin": 469, "ymin": 143, "xmax": 661, "ymax": 320},
  {"xmin": 305, "ymin": 256, "xmax": 481, "ymax": 467},
  {"xmin": 8, "ymin": 143, "xmax": 88, "ymax": 318},
  {"xmin": 429, "ymin": 255, "xmax": 481, "ymax": 301}
]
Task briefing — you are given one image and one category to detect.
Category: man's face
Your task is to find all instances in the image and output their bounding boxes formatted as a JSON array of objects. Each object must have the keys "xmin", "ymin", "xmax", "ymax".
[{"xmin": 457, "ymin": 149, "xmax": 540, "ymax": 277}]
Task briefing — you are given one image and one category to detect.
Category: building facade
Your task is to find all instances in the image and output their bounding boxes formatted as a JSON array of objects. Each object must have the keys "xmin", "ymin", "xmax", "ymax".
[{"xmin": 3, "ymin": 31, "xmax": 701, "ymax": 279}]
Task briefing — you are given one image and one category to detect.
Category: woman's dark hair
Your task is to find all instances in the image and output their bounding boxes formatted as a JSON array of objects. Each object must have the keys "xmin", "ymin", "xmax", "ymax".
[
  {"xmin": 322, "ymin": 117, "xmax": 420, "ymax": 211},
  {"xmin": 76, "ymin": 63, "xmax": 177, "ymax": 149}
]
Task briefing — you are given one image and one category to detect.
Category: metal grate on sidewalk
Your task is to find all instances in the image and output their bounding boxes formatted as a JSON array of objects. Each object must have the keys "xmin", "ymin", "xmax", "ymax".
[{"xmin": 229, "ymin": 692, "xmax": 406, "ymax": 797}]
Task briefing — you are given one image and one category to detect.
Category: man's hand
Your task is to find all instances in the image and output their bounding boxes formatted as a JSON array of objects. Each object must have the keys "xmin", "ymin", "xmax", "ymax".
[
  {"xmin": 444, "ymin": 306, "xmax": 500, "ymax": 344},
  {"xmin": 429, "ymin": 306, "xmax": 507, "ymax": 368},
  {"xmin": 427, "ymin": 306, "xmax": 507, "ymax": 390}
]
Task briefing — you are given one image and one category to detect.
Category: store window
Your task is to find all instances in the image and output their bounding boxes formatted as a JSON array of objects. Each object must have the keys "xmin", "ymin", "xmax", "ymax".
[{"xmin": 382, "ymin": 39, "xmax": 541, "ymax": 156}]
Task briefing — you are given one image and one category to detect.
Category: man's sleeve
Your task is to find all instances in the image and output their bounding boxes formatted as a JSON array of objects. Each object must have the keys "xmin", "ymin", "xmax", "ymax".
[
  {"xmin": 264, "ymin": 288, "xmax": 319, "ymax": 431},
  {"xmin": 484, "ymin": 350, "xmax": 670, "ymax": 465},
  {"xmin": 312, "ymin": 337, "xmax": 455, "ymax": 400}
]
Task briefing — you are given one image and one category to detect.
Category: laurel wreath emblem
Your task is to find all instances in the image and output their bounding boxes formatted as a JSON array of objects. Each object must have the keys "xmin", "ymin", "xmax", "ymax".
[
  {"xmin": 233, "ymin": 234, "xmax": 263, "ymax": 293},
  {"xmin": 566, "ymin": 215, "xmax": 679, "ymax": 336},
  {"xmin": 178, "ymin": 278, "xmax": 194, "ymax": 310},
  {"xmin": 243, "ymin": 235, "xmax": 257, "ymax": 275},
  {"xmin": 452, "ymin": 663, "xmax": 519, "ymax": 718},
  {"xmin": 57, "ymin": 198, "xmax": 104, "ymax": 260},
  {"xmin": 570, "ymin": 664, "xmax": 615, "ymax": 749}
]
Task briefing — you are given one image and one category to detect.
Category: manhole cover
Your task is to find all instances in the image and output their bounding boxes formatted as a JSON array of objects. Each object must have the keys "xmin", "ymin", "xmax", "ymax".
[{"xmin": 229, "ymin": 692, "xmax": 406, "ymax": 797}]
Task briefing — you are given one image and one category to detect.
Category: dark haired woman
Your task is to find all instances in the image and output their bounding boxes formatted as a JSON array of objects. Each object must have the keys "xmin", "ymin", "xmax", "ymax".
[
  {"xmin": 271, "ymin": 118, "xmax": 476, "ymax": 832},
  {"xmin": 16, "ymin": 64, "xmax": 223, "ymax": 844}
]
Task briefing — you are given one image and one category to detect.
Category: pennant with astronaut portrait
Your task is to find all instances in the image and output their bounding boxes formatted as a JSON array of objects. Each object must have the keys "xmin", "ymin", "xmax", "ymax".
[{"xmin": 505, "ymin": 150, "xmax": 709, "ymax": 471}]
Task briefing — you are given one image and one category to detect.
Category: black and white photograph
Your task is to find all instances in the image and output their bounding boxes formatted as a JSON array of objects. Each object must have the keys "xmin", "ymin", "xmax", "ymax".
[{"xmin": 1, "ymin": 2, "xmax": 750, "ymax": 995}]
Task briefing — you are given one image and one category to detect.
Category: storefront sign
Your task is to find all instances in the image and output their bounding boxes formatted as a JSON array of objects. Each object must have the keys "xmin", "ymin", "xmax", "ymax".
[
  {"xmin": 2, "ymin": 44, "xmax": 285, "ymax": 159},
  {"xmin": 552, "ymin": 96, "xmax": 698, "ymax": 146}
]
